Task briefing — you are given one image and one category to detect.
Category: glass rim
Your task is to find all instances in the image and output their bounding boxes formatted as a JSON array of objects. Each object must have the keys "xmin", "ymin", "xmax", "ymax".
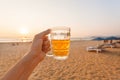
[{"xmin": 51, "ymin": 26, "xmax": 70, "ymax": 31}]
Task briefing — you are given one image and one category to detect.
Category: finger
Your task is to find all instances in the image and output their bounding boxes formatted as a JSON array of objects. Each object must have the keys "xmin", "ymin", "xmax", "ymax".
[
  {"xmin": 42, "ymin": 41, "xmax": 51, "ymax": 51},
  {"xmin": 42, "ymin": 42, "xmax": 50, "ymax": 51},
  {"xmin": 43, "ymin": 40, "xmax": 50, "ymax": 46},
  {"xmin": 36, "ymin": 29, "xmax": 51, "ymax": 39},
  {"xmin": 41, "ymin": 29, "xmax": 51, "ymax": 36},
  {"xmin": 47, "ymin": 47, "xmax": 51, "ymax": 51},
  {"xmin": 44, "ymin": 47, "xmax": 51, "ymax": 53},
  {"xmin": 43, "ymin": 44, "xmax": 50, "ymax": 49},
  {"xmin": 43, "ymin": 36, "xmax": 48, "ymax": 41}
]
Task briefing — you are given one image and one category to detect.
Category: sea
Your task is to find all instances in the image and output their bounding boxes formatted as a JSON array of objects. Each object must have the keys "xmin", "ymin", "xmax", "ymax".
[
  {"xmin": 0, "ymin": 37, "xmax": 93, "ymax": 43},
  {"xmin": 0, "ymin": 38, "xmax": 32, "ymax": 43}
]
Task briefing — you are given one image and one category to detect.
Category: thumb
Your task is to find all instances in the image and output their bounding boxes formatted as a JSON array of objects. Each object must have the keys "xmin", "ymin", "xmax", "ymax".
[{"xmin": 35, "ymin": 29, "xmax": 51, "ymax": 39}]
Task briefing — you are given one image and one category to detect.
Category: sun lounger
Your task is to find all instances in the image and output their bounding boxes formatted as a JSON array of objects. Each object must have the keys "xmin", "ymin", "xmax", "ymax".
[
  {"xmin": 86, "ymin": 47, "xmax": 102, "ymax": 53},
  {"xmin": 103, "ymin": 43, "xmax": 115, "ymax": 48},
  {"xmin": 86, "ymin": 44, "xmax": 105, "ymax": 53}
]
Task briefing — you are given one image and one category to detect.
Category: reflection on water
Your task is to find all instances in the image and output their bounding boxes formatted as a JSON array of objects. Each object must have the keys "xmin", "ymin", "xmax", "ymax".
[
  {"xmin": 0, "ymin": 38, "xmax": 32, "ymax": 42},
  {"xmin": 0, "ymin": 37, "xmax": 93, "ymax": 42}
]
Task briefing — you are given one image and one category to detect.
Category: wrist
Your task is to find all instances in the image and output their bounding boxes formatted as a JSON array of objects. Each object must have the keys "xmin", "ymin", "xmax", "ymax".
[
  {"xmin": 27, "ymin": 52, "xmax": 40, "ymax": 61},
  {"xmin": 27, "ymin": 50, "xmax": 45, "ymax": 63}
]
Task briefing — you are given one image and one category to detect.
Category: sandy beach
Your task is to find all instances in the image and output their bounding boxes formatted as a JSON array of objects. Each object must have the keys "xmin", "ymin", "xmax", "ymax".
[{"xmin": 0, "ymin": 41, "xmax": 120, "ymax": 80}]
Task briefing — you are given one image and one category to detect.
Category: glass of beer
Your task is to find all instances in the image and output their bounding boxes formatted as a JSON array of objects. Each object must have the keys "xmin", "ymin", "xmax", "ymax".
[{"xmin": 50, "ymin": 27, "xmax": 70, "ymax": 60}]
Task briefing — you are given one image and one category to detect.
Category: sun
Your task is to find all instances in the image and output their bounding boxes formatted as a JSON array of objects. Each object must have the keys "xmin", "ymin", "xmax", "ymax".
[{"xmin": 20, "ymin": 28, "xmax": 29, "ymax": 35}]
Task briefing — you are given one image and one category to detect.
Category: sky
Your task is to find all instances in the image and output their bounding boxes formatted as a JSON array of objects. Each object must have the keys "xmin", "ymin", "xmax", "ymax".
[{"xmin": 0, "ymin": 0, "xmax": 120, "ymax": 38}]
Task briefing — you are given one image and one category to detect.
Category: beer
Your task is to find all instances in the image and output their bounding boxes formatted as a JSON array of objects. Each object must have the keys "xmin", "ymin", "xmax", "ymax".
[
  {"xmin": 51, "ymin": 39, "xmax": 70, "ymax": 56},
  {"xmin": 48, "ymin": 27, "xmax": 70, "ymax": 60}
]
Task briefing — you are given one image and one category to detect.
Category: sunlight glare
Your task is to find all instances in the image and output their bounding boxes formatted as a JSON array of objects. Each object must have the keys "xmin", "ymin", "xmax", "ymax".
[{"xmin": 20, "ymin": 28, "xmax": 29, "ymax": 35}]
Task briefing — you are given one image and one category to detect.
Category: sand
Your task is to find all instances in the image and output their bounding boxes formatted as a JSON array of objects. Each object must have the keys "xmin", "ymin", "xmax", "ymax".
[{"xmin": 0, "ymin": 41, "xmax": 120, "ymax": 80}]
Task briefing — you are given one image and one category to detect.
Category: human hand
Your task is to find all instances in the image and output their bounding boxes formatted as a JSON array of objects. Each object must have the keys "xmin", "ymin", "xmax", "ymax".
[{"xmin": 29, "ymin": 29, "xmax": 51, "ymax": 61}]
